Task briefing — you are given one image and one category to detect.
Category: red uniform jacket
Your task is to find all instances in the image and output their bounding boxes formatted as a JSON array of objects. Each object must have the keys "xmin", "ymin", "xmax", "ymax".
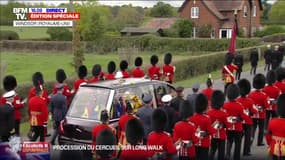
[
  {"xmin": 105, "ymin": 73, "xmax": 115, "ymax": 80},
  {"xmin": 118, "ymin": 114, "xmax": 136, "ymax": 144},
  {"xmin": 266, "ymin": 118, "xmax": 285, "ymax": 157},
  {"xmin": 207, "ymin": 109, "xmax": 228, "ymax": 140},
  {"xmin": 223, "ymin": 101, "xmax": 250, "ymax": 132},
  {"xmin": 28, "ymin": 87, "xmax": 49, "ymax": 104},
  {"xmin": 162, "ymin": 65, "xmax": 174, "ymax": 82},
  {"xmin": 73, "ymin": 79, "xmax": 87, "ymax": 93},
  {"xmin": 132, "ymin": 68, "xmax": 145, "ymax": 78},
  {"xmin": 202, "ymin": 88, "xmax": 214, "ymax": 102},
  {"xmin": 88, "ymin": 77, "xmax": 100, "ymax": 83},
  {"xmin": 222, "ymin": 64, "xmax": 238, "ymax": 83},
  {"xmin": 262, "ymin": 85, "xmax": 281, "ymax": 111},
  {"xmin": 121, "ymin": 71, "xmax": 130, "ymax": 78},
  {"xmin": 28, "ymin": 96, "xmax": 48, "ymax": 126},
  {"xmin": 52, "ymin": 83, "xmax": 73, "ymax": 106},
  {"xmin": 248, "ymin": 90, "xmax": 270, "ymax": 119},
  {"xmin": 1, "ymin": 94, "xmax": 24, "ymax": 120},
  {"xmin": 148, "ymin": 65, "xmax": 161, "ymax": 80},
  {"xmin": 274, "ymin": 81, "xmax": 285, "ymax": 93},
  {"xmin": 188, "ymin": 113, "xmax": 216, "ymax": 148},
  {"xmin": 120, "ymin": 145, "xmax": 152, "ymax": 160},
  {"xmin": 236, "ymin": 96, "xmax": 257, "ymax": 125},
  {"xmin": 173, "ymin": 121, "xmax": 198, "ymax": 158},
  {"xmin": 147, "ymin": 131, "xmax": 177, "ymax": 159}
]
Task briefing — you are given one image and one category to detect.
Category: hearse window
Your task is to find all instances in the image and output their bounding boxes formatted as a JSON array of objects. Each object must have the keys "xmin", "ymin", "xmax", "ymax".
[
  {"xmin": 154, "ymin": 84, "xmax": 175, "ymax": 107},
  {"xmin": 110, "ymin": 84, "xmax": 155, "ymax": 119},
  {"xmin": 68, "ymin": 87, "xmax": 110, "ymax": 120}
]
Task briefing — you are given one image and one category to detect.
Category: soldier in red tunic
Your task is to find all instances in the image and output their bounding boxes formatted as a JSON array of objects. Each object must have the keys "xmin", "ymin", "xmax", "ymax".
[
  {"xmin": 173, "ymin": 100, "xmax": 198, "ymax": 160},
  {"xmin": 222, "ymin": 53, "xmax": 238, "ymax": 95},
  {"xmin": 263, "ymin": 70, "xmax": 281, "ymax": 129},
  {"xmin": 132, "ymin": 57, "xmax": 145, "ymax": 78},
  {"xmin": 1, "ymin": 75, "xmax": 25, "ymax": 136},
  {"xmin": 189, "ymin": 94, "xmax": 215, "ymax": 160},
  {"xmin": 223, "ymin": 84, "xmax": 250, "ymax": 160},
  {"xmin": 120, "ymin": 60, "xmax": 130, "ymax": 78},
  {"xmin": 120, "ymin": 118, "xmax": 152, "ymax": 160},
  {"xmin": 237, "ymin": 79, "xmax": 257, "ymax": 156},
  {"xmin": 89, "ymin": 64, "xmax": 104, "ymax": 83},
  {"xmin": 105, "ymin": 61, "xmax": 116, "ymax": 80},
  {"xmin": 207, "ymin": 90, "xmax": 228, "ymax": 160},
  {"xmin": 248, "ymin": 74, "xmax": 270, "ymax": 146},
  {"xmin": 148, "ymin": 55, "xmax": 161, "ymax": 80},
  {"xmin": 73, "ymin": 65, "xmax": 88, "ymax": 93},
  {"xmin": 163, "ymin": 53, "xmax": 175, "ymax": 84},
  {"xmin": 266, "ymin": 93, "xmax": 285, "ymax": 160},
  {"xmin": 147, "ymin": 108, "xmax": 177, "ymax": 159},
  {"xmin": 28, "ymin": 85, "xmax": 49, "ymax": 142},
  {"xmin": 274, "ymin": 67, "xmax": 285, "ymax": 93},
  {"xmin": 202, "ymin": 76, "xmax": 214, "ymax": 109}
]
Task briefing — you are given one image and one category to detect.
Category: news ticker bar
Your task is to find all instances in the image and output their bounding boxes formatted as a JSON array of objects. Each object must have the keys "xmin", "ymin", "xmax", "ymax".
[{"xmin": 13, "ymin": 20, "xmax": 73, "ymax": 27}]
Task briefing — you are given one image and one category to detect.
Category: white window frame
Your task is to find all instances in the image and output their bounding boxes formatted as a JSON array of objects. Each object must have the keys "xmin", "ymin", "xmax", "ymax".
[
  {"xmin": 253, "ymin": 5, "xmax": 256, "ymax": 17},
  {"xmin": 191, "ymin": 7, "xmax": 199, "ymax": 19},
  {"xmin": 219, "ymin": 29, "xmax": 232, "ymax": 39},
  {"xmin": 243, "ymin": 6, "xmax": 247, "ymax": 17}
]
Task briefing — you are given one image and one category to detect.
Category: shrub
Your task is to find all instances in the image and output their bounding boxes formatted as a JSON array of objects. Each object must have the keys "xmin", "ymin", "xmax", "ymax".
[
  {"xmin": 255, "ymin": 25, "xmax": 285, "ymax": 37},
  {"xmin": 46, "ymin": 27, "xmax": 72, "ymax": 41},
  {"xmin": 0, "ymin": 30, "xmax": 19, "ymax": 40},
  {"xmin": 262, "ymin": 33, "xmax": 285, "ymax": 42},
  {"xmin": 197, "ymin": 24, "xmax": 212, "ymax": 38}
]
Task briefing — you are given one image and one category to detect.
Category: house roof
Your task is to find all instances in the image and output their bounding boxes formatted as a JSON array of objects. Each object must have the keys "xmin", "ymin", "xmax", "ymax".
[
  {"xmin": 120, "ymin": 27, "xmax": 160, "ymax": 33},
  {"xmin": 202, "ymin": 0, "xmax": 227, "ymax": 20},
  {"xmin": 143, "ymin": 18, "xmax": 178, "ymax": 29}
]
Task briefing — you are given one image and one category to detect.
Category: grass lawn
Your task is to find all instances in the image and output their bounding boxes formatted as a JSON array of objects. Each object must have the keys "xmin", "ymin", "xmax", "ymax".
[{"xmin": 0, "ymin": 25, "xmax": 50, "ymax": 39}]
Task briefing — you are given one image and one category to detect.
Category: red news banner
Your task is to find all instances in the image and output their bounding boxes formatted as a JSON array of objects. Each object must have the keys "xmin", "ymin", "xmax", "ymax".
[{"xmin": 28, "ymin": 13, "xmax": 80, "ymax": 20}]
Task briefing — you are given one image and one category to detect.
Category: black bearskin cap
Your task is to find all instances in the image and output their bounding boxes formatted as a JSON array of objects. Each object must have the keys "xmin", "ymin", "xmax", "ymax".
[
  {"xmin": 151, "ymin": 108, "xmax": 168, "ymax": 132},
  {"xmin": 179, "ymin": 100, "xmax": 193, "ymax": 120},
  {"xmin": 120, "ymin": 60, "xmax": 128, "ymax": 71},
  {"xmin": 276, "ymin": 67, "xmax": 285, "ymax": 82},
  {"xmin": 227, "ymin": 84, "xmax": 240, "ymax": 100},
  {"xmin": 211, "ymin": 90, "xmax": 225, "ymax": 109},
  {"xmin": 56, "ymin": 69, "xmax": 67, "ymax": 83},
  {"xmin": 126, "ymin": 118, "xmax": 144, "ymax": 145},
  {"xmin": 107, "ymin": 61, "xmax": 116, "ymax": 74},
  {"xmin": 237, "ymin": 79, "xmax": 251, "ymax": 97},
  {"xmin": 96, "ymin": 129, "xmax": 116, "ymax": 158},
  {"xmin": 225, "ymin": 53, "xmax": 234, "ymax": 65},
  {"xmin": 164, "ymin": 53, "xmax": 172, "ymax": 65},
  {"xmin": 135, "ymin": 57, "xmax": 143, "ymax": 67},
  {"xmin": 100, "ymin": 110, "xmax": 109, "ymax": 123},
  {"xmin": 206, "ymin": 78, "xmax": 213, "ymax": 87},
  {"xmin": 195, "ymin": 94, "xmax": 208, "ymax": 114},
  {"xmin": 32, "ymin": 72, "xmax": 44, "ymax": 87},
  {"xmin": 253, "ymin": 73, "xmax": 266, "ymax": 89},
  {"xmin": 92, "ymin": 64, "xmax": 102, "ymax": 77},
  {"xmin": 266, "ymin": 70, "xmax": 277, "ymax": 85},
  {"xmin": 150, "ymin": 55, "xmax": 159, "ymax": 66},
  {"xmin": 277, "ymin": 94, "xmax": 285, "ymax": 118},
  {"xmin": 78, "ymin": 65, "xmax": 87, "ymax": 79},
  {"xmin": 3, "ymin": 75, "xmax": 17, "ymax": 91}
]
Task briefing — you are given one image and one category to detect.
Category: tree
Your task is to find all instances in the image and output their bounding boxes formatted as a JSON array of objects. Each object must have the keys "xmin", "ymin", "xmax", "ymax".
[
  {"xmin": 268, "ymin": 1, "xmax": 285, "ymax": 24},
  {"xmin": 197, "ymin": 24, "xmax": 212, "ymax": 38},
  {"xmin": 174, "ymin": 19, "xmax": 193, "ymax": 38},
  {"xmin": 149, "ymin": 2, "xmax": 175, "ymax": 17}
]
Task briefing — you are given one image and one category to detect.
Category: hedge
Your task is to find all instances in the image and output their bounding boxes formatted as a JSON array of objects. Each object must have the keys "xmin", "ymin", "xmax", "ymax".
[
  {"xmin": 0, "ymin": 30, "xmax": 19, "ymax": 40},
  {"xmin": 262, "ymin": 33, "xmax": 285, "ymax": 43},
  {"xmin": 2, "ymin": 36, "xmax": 261, "ymax": 53}
]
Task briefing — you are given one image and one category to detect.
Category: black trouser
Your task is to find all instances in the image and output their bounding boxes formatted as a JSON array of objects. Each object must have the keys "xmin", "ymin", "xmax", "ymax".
[
  {"xmin": 14, "ymin": 119, "xmax": 20, "ymax": 136},
  {"xmin": 242, "ymin": 124, "xmax": 252, "ymax": 155},
  {"xmin": 272, "ymin": 155, "xmax": 285, "ymax": 160},
  {"xmin": 225, "ymin": 131, "xmax": 242, "ymax": 160},
  {"xmin": 210, "ymin": 138, "xmax": 225, "ymax": 160},
  {"xmin": 195, "ymin": 146, "xmax": 209, "ymax": 160},
  {"xmin": 50, "ymin": 121, "xmax": 60, "ymax": 144},
  {"xmin": 250, "ymin": 64, "xmax": 257, "ymax": 75},
  {"xmin": 31, "ymin": 126, "xmax": 45, "ymax": 142},
  {"xmin": 252, "ymin": 118, "xmax": 265, "ymax": 145},
  {"xmin": 264, "ymin": 63, "xmax": 271, "ymax": 71},
  {"xmin": 236, "ymin": 71, "xmax": 241, "ymax": 80},
  {"xmin": 265, "ymin": 110, "xmax": 277, "ymax": 129}
]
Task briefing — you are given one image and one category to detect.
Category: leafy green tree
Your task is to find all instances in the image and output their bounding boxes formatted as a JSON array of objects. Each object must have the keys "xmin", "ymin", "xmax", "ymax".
[
  {"xmin": 197, "ymin": 24, "xmax": 212, "ymax": 38},
  {"xmin": 268, "ymin": 1, "xmax": 285, "ymax": 24},
  {"xmin": 150, "ymin": 2, "xmax": 175, "ymax": 17},
  {"xmin": 174, "ymin": 19, "xmax": 193, "ymax": 38}
]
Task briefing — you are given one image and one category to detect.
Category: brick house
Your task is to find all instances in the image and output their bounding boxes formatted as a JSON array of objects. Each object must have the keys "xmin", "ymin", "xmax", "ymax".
[{"xmin": 178, "ymin": 0, "xmax": 262, "ymax": 38}]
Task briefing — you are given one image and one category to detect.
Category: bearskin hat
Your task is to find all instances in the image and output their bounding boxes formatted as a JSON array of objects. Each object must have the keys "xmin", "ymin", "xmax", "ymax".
[
  {"xmin": 107, "ymin": 61, "xmax": 116, "ymax": 74},
  {"xmin": 237, "ymin": 79, "xmax": 251, "ymax": 97},
  {"xmin": 206, "ymin": 78, "xmax": 213, "ymax": 87},
  {"xmin": 225, "ymin": 53, "xmax": 234, "ymax": 65},
  {"xmin": 276, "ymin": 67, "xmax": 285, "ymax": 82},
  {"xmin": 253, "ymin": 73, "xmax": 266, "ymax": 89},
  {"xmin": 3, "ymin": 75, "xmax": 17, "ymax": 91},
  {"xmin": 134, "ymin": 57, "xmax": 143, "ymax": 67},
  {"xmin": 164, "ymin": 53, "xmax": 172, "ymax": 65},
  {"xmin": 100, "ymin": 110, "xmax": 109, "ymax": 123},
  {"xmin": 32, "ymin": 72, "xmax": 44, "ymax": 87},
  {"xmin": 195, "ymin": 94, "xmax": 208, "ymax": 114},
  {"xmin": 56, "ymin": 69, "xmax": 67, "ymax": 83},
  {"xmin": 227, "ymin": 84, "xmax": 240, "ymax": 100},
  {"xmin": 150, "ymin": 55, "xmax": 159, "ymax": 66},
  {"xmin": 92, "ymin": 64, "xmax": 101, "ymax": 77},
  {"xmin": 96, "ymin": 129, "xmax": 116, "ymax": 158},
  {"xmin": 126, "ymin": 118, "xmax": 144, "ymax": 145},
  {"xmin": 277, "ymin": 94, "xmax": 285, "ymax": 118},
  {"xmin": 179, "ymin": 100, "xmax": 193, "ymax": 120},
  {"xmin": 151, "ymin": 108, "xmax": 168, "ymax": 132},
  {"xmin": 120, "ymin": 60, "xmax": 128, "ymax": 71},
  {"xmin": 211, "ymin": 90, "xmax": 225, "ymax": 109},
  {"xmin": 266, "ymin": 70, "xmax": 277, "ymax": 85},
  {"xmin": 78, "ymin": 65, "xmax": 87, "ymax": 79}
]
